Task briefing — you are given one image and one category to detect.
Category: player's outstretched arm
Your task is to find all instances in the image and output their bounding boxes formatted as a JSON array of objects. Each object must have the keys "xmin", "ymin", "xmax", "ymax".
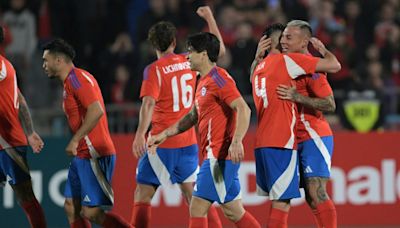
[
  {"xmin": 310, "ymin": 38, "xmax": 341, "ymax": 73},
  {"xmin": 132, "ymin": 96, "xmax": 155, "ymax": 158},
  {"xmin": 66, "ymin": 101, "xmax": 103, "ymax": 156},
  {"xmin": 277, "ymin": 84, "xmax": 336, "ymax": 112},
  {"xmin": 197, "ymin": 6, "xmax": 226, "ymax": 57},
  {"xmin": 250, "ymin": 36, "xmax": 271, "ymax": 83},
  {"xmin": 228, "ymin": 97, "xmax": 251, "ymax": 163},
  {"xmin": 18, "ymin": 91, "xmax": 44, "ymax": 153},
  {"xmin": 147, "ymin": 106, "xmax": 198, "ymax": 153}
]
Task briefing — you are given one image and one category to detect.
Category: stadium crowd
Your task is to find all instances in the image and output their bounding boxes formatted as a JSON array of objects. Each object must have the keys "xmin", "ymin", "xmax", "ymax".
[{"xmin": 0, "ymin": 0, "xmax": 399, "ymax": 131}]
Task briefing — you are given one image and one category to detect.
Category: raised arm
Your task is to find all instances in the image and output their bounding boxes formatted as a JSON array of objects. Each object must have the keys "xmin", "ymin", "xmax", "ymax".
[
  {"xmin": 228, "ymin": 97, "xmax": 251, "ymax": 163},
  {"xmin": 147, "ymin": 106, "xmax": 198, "ymax": 152},
  {"xmin": 132, "ymin": 96, "xmax": 155, "ymax": 158},
  {"xmin": 310, "ymin": 38, "xmax": 341, "ymax": 73},
  {"xmin": 197, "ymin": 6, "xmax": 226, "ymax": 57},
  {"xmin": 250, "ymin": 36, "xmax": 271, "ymax": 83},
  {"xmin": 18, "ymin": 91, "xmax": 44, "ymax": 153}
]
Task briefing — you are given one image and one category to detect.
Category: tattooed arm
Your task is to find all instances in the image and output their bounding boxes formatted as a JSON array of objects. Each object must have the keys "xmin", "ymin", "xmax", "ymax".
[
  {"xmin": 18, "ymin": 91, "xmax": 34, "ymax": 135},
  {"xmin": 147, "ymin": 106, "xmax": 198, "ymax": 152},
  {"xmin": 18, "ymin": 91, "xmax": 44, "ymax": 153},
  {"xmin": 277, "ymin": 85, "xmax": 336, "ymax": 112}
]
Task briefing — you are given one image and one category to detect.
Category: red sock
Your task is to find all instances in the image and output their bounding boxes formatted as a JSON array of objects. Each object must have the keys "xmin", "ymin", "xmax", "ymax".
[
  {"xmin": 207, "ymin": 206, "xmax": 222, "ymax": 228},
  {"xmin": 102, "ymin": 212, "xmax": 131, "ymax": 228},
  {"xmin": 268, "ymin": 208, "xmax": 288, "ymax": 228},
  {"xmin": 312, "ymin": 209, "xmax": 323, "ymax": 228},
  {"xmin": 70, "ymin": 217, "xmax": 91, "ymax": 228},
  {"xmin": 21, "ymin": 198, "xmax": 46, "ymax": 228},
  {"xmin": 317, "ymin": 200, "xmax": 337, "ymax": 228},
  {"xmin": 130, "ymin": 202, "xmax": 151, "ymax": 228},
  {"xmin": 235, "ymin": 211, "xmax": 261, "ymax": 228},
  {"xmin": 189, "ymin": 217, "xmax": 207, "ymax": 228}
]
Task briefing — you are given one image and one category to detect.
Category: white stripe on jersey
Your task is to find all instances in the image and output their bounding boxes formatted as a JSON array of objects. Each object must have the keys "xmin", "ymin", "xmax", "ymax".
[
  {"xmin": 284, "ymin": 103, "xmax": 296, "ymax": 149},
  {"xmin": 156, "ymin": 66, "xmax": 162, "ymax": 88},
  {"xmin": 206, "ymin": 118, "xmax": 215, "ymax": 159},
  {"xmin": 81, "ymin": 72, "xmax": 94, "ymax": 87},
  {"xmin": 0, "ymin": 60, "xmax": 7, "ymax": 81},
  {"xmin": 13, "ymin": 73, "xmax": 19, "ymax": 109},
  {"xmin": 270, "ymin": 150, "xmax": 297, "ymax": 200},
  {"xmin": 283, "ymin": 55, "xmax": 306, "ymax": 79},
  {"xmin": 300, "ymin": 111, "xmax": 332, "ymax": 171}
]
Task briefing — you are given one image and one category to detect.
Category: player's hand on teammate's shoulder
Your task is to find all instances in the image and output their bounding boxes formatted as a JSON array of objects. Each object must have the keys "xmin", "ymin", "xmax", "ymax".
[
  {"xmin": 65, "ymin": 139, "xmax": 78, "ymax": 156},
  {"xmin": 255, "ymin": 36, "xmax": 271, "ymax": 62},
  {"xmin": 132, "ymin": 134, "xmax": 147, "ymax": 158},
  {"xmin": 310, "ymin": 37, "xmax": 327, "ymax": 57},
  {"xmin": 196, "ymin": 6, "xmax": 213, "ymax": 19},
  {"xmin": 229, "ymin": 140, "xmax": 244, "ymax": 163},
  {"xmin": 27, "ymin": 132, "xmax": 44, "ymax": 153}
]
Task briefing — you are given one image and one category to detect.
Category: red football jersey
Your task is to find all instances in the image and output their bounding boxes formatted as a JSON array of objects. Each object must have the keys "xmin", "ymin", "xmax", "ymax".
[
  {"xmin": 295, "ymin": 73, "xmax": 333, "ymax": 143},
  {"xmin": 0, "ymin": 55, "xmax": 27, "ymax": 150},
  {"xmin": 140, "ymin": 53, "xmax": 197, "ymax": 148},
  {"xmin": 195, "ymin": 66, "xmax": 241, "ymax": 160},
  {"xmin": 63, "ymin": 67, "xmax": 115, "ymax": 158},
  {"xmin": 252, "ymin": 53, "xmax": 319, "ymax": 149}
]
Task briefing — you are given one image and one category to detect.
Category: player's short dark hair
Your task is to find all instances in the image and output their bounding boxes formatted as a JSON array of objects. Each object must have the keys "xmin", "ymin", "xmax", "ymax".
[
  {"xmin": 148, "ymin": 21, "xmax": 176, "ymax": 52},
  {"xmin": 187, "ymin": 32, "xmax": 220, "ymax": 63},
  {"xmin": 263, "ymin": 23, "xmax": 285, "ymax": 39},
  {"xmin": 0, "ymin": 26, "xmax": 4, "ymax": 44},
  {"xmin": 42, "ymin": 38, "xmax": 76, "ymax": 61}
]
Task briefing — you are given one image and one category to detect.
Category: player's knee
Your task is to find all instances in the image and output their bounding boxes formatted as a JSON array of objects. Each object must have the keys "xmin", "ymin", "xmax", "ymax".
[
  {"xmin": 134, "ymin": 184, "xmax": 156, "ymax": 203},
  {"xmin": 81, "ymin": 206, "xmax": 103, "ymax": 223},
  {"xmin": 64, "ymin": 200, "xmax": 76, "ymax": 216}
]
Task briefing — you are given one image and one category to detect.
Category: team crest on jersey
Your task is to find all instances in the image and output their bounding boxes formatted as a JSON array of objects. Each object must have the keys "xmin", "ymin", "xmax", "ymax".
[{"xmin": 201, "ymin": 86, "xmax": 207, "ymax": 96}]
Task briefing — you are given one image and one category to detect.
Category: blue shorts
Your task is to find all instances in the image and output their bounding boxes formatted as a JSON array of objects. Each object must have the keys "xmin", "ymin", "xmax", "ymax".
[
  {"xmin": 0, "ymin": 146, "xmax": 31, "ymax": 186},
  {"xmin": 254, "ymin": 148, "xmax": 300, "ymax": 200},
  {"xmin": 192, "ymin": 159, "xmax": 241, "ymax": 204},
  {"xmin": 298, "ymin": 136, "xmax": 333, "ymax": 178},
  {"xmin": 136, "ymin": 144, "xmax": 199, "ymax": 186},
  {"xmin": 64, "ymin": 155, "xmax": 115, "ymax": 207}
]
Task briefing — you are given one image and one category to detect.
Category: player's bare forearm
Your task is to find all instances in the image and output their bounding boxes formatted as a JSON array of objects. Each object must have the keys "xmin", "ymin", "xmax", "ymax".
[
  {"xmin": 135, "ymin": 96, "xmax": 155, "ymax": 136},
  {"xmin": 72, "ymin": 101, "xmax": 104, "ymax": 142},
  {"xmin": 249, "ymin": 59, "xmax": 259, "ymax": 83},
  {"xmin": 166, "ymin": 106, "xmax": 197, "ymax": 137},
  {"xmin": 294, "ymin": 94, "xmax": 336, "ymax": 113},
  {"xmin": 310, "ymin": 38, "xmax": 341, "ymax": 73},
  {"xmin": 18, "ymin": 91, "xmax": 34, "ymax": 135},
  {"xmin": 230, "ymin": 97, "xmax": 251, "ymax": 142}
]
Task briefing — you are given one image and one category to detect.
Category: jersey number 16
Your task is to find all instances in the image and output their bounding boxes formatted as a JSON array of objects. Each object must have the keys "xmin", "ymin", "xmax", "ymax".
[{"xmin": 171, "ymin": 73, "xmax": 193, "ymax": 112}]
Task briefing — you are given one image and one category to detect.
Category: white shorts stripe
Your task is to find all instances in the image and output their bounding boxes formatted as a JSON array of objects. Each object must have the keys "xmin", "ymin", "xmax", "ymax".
[
  {"xmin": 209, "ymin": 158, "xmax": 227, "ymax": 203},
  {"xmin": 270, "ymin": 150, "xmax": 297, "ymax": 200},
  {"xmin": 300, "ymin": 112, "xmax": 332, "ymax": 170}
]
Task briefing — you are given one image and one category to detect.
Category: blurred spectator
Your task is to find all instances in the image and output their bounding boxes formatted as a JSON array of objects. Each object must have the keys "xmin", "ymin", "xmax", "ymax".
[
  {"xmin": 230, "ymin": 21, "xmax": 257, "ymax": 95},
  {"xmin": 3, "ymin": 0, "xmax": 37, "ymax": 91},
  {"xmin": 111, "ymin": 64, "xmax": 131, "ymax": 104},
  {"xmin": 215, "ymin": 5, "xmax": 240, "ymax": 47},
  {"xmin": 97, "ymin": 32, "xmax": 139, "ymax": 103},
  {"xmin": 309, "ymin": 0, "xmax": 344, "ymax": 45}
]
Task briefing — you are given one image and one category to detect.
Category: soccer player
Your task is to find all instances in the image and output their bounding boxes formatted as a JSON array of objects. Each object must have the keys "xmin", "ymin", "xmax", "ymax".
[
  {"xmin": 42, "ymin": 39, "xmax": 131, "ymax": 228},
  {"xmin": 0, "ymin": 26, "xmax": 46, "ymax": 228},
  {"xmin": 148, "ymin": 32, "xmax": 260, "ymax": 228},
  {"xmin": 131, "ymin": 6, "xmax": 224, "ymax": 228},
  {"xmin": 276, "ymin": 20, "xmax": 337, "ymax": 228},
  {"xmin": 250, "ymin": 24, "xmax": 341, "ymax": 228}
]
